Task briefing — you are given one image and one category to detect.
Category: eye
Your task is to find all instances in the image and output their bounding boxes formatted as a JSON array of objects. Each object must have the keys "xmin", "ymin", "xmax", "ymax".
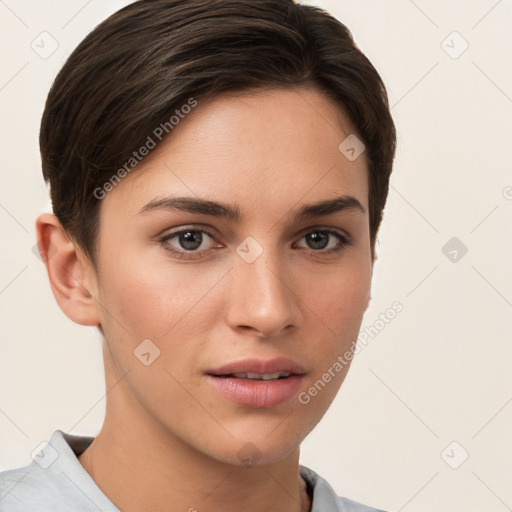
[
  {"xmin": 159, "ymin": 226, "xmax": 351, "ymax": 260},
  {"xmin": 159, "ymin": 227, "xmax": 219, "ymax": 258},
  {"xmin": 295, "ymin": 229, "xmax": 350, "ymax": 254}
]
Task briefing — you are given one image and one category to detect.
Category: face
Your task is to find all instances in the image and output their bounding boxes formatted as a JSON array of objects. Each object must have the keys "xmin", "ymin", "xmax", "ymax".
[{"xmin": 87, "ymin": 86, "xmax": 372, "ymax": 466}]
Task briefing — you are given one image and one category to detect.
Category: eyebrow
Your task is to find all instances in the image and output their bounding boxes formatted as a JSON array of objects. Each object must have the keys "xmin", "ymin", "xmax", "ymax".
[{"xmin": 137, "ymin": 195, "xmax": 366, "ymax": 221}]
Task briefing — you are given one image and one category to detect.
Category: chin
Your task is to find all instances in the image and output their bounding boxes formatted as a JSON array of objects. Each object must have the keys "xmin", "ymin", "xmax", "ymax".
[
  {"xmin": 185, "ymin": 426, "xmax": 300, "ymax": 469},
  {"xmin": 228, "ymin": 431, "xmax": 304, "ymax": 468}
]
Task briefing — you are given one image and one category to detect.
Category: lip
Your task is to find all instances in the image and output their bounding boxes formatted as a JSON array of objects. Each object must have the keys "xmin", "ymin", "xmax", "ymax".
[
  {"xmin": 207, "ymin": 374, "xmax": 304, "ymax": 408},
  {"xmin": 206, "ymin": 358, "xmax": 306, "ymax": 408},
  {"xmin": 206, "ymin": 357, "xmax": 306, "ymax": 376}
]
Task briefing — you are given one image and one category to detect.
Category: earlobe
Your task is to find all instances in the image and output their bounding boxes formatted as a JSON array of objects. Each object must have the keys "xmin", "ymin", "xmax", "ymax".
[{"xmin": 35, "ymin": 213, "xmax": 100, "ymax": 326}]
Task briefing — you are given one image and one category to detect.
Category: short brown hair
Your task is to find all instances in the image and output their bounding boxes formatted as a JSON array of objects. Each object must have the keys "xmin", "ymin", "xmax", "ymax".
[{"xmin": 40, "ymin": 0, "xmax": 396, "ymax": 265}]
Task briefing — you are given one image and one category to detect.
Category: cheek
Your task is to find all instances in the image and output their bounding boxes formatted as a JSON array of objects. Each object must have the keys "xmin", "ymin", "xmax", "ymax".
[
  {"xmin": 297, "ymin": 265, "xmax": 371, "ymax": 419},
  {"xmin": 96, "ymin": 257, "xmax": 226, "ymax": 374},
  {"xmin": 310, "ymin": 261, "xmax": 371, "ymax": 335}
]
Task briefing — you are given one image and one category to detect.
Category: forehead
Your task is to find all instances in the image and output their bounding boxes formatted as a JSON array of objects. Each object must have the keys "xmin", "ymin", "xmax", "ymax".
[{"xmin": 101, "ymin": 86, "xmax": 369, "ymax": 222}]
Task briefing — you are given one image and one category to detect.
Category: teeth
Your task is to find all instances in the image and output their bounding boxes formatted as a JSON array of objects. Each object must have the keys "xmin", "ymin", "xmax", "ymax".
[{"xmin": 231, "ymin": 371, "xmax": 291, "ymax": 380}]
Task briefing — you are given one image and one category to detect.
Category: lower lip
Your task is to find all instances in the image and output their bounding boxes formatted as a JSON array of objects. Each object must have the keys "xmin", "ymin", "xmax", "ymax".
[{"xmin": 207, "ymin": 375, "xmax": 304, "ymax": 408}]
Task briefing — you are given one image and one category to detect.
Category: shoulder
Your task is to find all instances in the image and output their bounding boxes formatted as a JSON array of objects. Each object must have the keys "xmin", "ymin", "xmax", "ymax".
[
  {"xmin": 0, "ymin": 430, "xmax": 117, "ymax": 512},
  {"xmin": 0, "ymin": 462, "xmax": 52, "ymax": 511},
  {"xmin": 299, "ymin": 465, "xmax": 388, "ymax": 512}
]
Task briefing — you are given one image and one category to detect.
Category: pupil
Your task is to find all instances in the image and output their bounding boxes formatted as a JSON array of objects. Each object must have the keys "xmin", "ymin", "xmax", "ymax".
[
  {"xmin": 180, "ymin": 231, "xmax": 202, "ymax": 250},
  {"xmin": 307, "ymin": 232, "xmax": 328, "ymax": 250}
]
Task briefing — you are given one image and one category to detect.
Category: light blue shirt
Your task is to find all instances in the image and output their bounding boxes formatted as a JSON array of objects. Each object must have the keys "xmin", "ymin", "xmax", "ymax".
[{"xmin": 0, "ymin": 430, "xmax": 387, "ymax": 511}]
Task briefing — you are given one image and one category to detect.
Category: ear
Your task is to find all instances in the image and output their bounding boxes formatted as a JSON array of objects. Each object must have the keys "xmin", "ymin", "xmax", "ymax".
[{"xmin": 35, "ymin": 213, "xmax": 100, "ymax": 326}]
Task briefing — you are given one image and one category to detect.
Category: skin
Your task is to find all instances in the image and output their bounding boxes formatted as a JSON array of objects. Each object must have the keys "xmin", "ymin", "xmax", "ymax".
[{"xmin": 36, "ymin": 86, "xmax": 373, "ymax": 512}]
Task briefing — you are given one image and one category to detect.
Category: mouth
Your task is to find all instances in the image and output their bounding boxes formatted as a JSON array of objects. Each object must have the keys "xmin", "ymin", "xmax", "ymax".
[{"xmin": 206, "ymin": 358, "xmax": 306, "ymax": 408}]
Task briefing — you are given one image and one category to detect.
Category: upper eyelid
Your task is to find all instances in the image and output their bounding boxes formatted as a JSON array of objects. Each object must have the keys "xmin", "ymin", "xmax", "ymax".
[
  {"xmin": 161, "ymin": 225, "xmax": 349, "ymax": 237},
  {"xmin": 163, "ymin": 226, "xmax": 215, "ymax": 237}
]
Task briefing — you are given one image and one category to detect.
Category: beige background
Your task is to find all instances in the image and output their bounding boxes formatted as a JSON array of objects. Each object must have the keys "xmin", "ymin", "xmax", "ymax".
[{"xmin": 1, "ymin": 1, "xmax": 511, "ymax": 511}]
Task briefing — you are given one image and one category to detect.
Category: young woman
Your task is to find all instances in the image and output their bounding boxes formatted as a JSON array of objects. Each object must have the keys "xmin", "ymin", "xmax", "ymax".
[{"xmin": 0, "ymin": 1, "xmax": 396, "ymax": 510}]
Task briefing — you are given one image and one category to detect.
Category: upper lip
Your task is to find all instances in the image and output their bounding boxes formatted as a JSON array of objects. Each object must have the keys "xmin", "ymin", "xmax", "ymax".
[{"xmin": 207, "ymin": 357, "xmax": 306, "ymax": 376}]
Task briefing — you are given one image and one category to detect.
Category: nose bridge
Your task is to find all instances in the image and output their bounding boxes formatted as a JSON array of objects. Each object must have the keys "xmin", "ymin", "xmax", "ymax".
[{"xmin": 227, "ymin": 242, "xmax": 300, "ymax": 336}]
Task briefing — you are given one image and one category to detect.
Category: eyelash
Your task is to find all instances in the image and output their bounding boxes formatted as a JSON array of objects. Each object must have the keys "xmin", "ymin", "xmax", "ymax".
[{"xmin": 158, "ymin": 226, "xmax": 351, "ymax": 260}]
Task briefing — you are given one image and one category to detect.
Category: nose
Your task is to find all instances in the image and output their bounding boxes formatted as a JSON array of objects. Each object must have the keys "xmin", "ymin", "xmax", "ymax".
[{"xmin": 225, "ymin": 249, "xmax": 302, "ymax": 338}]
